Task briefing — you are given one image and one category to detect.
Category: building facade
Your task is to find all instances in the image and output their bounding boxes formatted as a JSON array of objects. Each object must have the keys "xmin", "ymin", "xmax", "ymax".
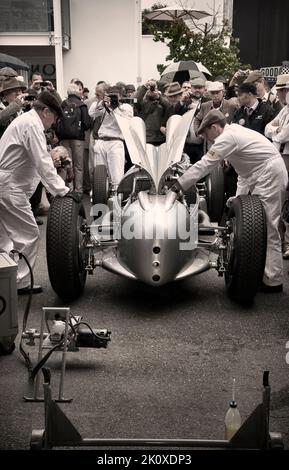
[{"xmin": 0, "ymin": 0, "xmax": 235, "ymax": 99}]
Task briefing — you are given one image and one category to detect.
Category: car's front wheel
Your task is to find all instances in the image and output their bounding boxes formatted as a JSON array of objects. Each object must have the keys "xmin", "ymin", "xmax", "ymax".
[{"xmin": 47, "ymin": 196, "xmax": 87, "ymax": 301}]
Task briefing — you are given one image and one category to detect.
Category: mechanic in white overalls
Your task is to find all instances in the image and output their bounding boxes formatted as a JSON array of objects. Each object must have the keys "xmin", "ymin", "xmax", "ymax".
[
  {"xmin": 171, "ymin": 109, "xmax": 288, "ymax": 292},
  {"xmin": 0, "ymin": 92, "xmax": 70, "ymax": 294}
]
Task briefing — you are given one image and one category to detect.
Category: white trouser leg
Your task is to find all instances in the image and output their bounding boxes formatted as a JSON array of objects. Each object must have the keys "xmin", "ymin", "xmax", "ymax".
[
  {"xmin": 0, "ymin": 191, "xmax": 40, "ymax": 288},
  {"xmin": 252, "ymin": 158, "xmax": 288, "ymax": 286},
  {"xmin": 104, "ymin": 140, "xmax": 125, "ymax": 186},
  {"xmin": 93, "ymin": 140, "xmax": 107, "ymax": 167}
]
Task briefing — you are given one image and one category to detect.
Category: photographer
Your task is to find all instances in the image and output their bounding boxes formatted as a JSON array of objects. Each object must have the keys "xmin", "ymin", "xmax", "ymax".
[
  {"xmin": 135, "ymin": 79, "xmax": 170, "ymax": 145},
  {"xmin": 89, "ymin": 86, "xmax": 133, "ymax": 189},
  {"xmin": 28, "ymin": 72, "xmax": 62, "ymax": 103}
]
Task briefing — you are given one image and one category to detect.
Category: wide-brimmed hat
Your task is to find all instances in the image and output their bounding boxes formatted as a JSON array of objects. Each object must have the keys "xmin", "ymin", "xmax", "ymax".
[
  {"xmin": 0, "ymin": 76, "xmax": 27, "ymax": 94},
  {"xmin": 0, "ymin": 66, "xmax": 18, "ymax": 78},
  {"xmin": 166, "ymin": 81, "xmax": 182, "ymax": 96},
  {"xmin": 197, "ymin": 109, "xmax": 226, "ymax": 135},
  {"xmin": 207, "ymin": 81, "xmax": 224, "ymax": 92},
  {"xmin": 275, "ymin": 74, "xmax": 289, "ymax": 89},
  {"xmin": 244, "ymin": 70, "xmax": 264, "ymax": 83},
  {"xmin": 34, "ymin": 91, "xmax": 64, "ymax": 118}
]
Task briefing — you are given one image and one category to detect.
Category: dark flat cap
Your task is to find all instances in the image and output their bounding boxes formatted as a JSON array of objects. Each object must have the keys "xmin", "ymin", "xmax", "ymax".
[
  {"xmin": 197, "ymin": 109, "xmax": 227, "ymax": 135},
  {"xmin": 36, "ymin": 91, "xmax": 63, "ymax": 118},
  {"xmin": 238, "ymin": 82, "xmax": 257, "ymax": 95}
]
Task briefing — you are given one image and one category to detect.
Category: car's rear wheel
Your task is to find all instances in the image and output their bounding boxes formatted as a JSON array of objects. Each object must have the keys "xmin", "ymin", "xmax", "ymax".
[
  {"xmin": 225, "ymin": 195, "xmax": 267, "ymax": 304},
  {"xmin": 47, "ymin": 196, "xmax": 87, "ymax": 301},
  {"xmin": 205, "ymin": 164, "xmax": 225, "ymax": 223}
]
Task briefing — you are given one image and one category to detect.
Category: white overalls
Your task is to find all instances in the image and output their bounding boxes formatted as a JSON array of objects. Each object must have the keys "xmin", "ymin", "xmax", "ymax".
[
  {"xmin": 0, "ymin": 109, "xmax": 69, "ymax": 288},
  {"xmin": 178, "ymin": 124, "xmax": 288, "ymax": 287}
]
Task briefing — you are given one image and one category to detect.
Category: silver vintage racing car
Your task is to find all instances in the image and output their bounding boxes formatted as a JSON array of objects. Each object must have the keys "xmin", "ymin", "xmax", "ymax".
[{"xmin": 46, "ymin": 109, "xmax": 267, "ymax": 304}]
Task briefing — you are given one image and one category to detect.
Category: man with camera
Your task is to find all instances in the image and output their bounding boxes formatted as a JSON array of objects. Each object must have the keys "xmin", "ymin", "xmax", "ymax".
[
  {"xmin": 135, "ymin": 79, "xmax": 171, "ymax": 146},
  {"xmin": 89, "ymin": 86, "xmax": 133, "ymax": 189},
  {"xmin": 28, "ymin": 72, "xmax": 62, "ymax": 103}
]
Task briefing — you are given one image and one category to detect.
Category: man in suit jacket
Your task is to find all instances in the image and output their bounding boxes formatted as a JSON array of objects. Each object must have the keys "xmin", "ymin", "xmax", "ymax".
[{"xmin": 194, "ymin": 81, "xmax": 239, "ymax": 131}]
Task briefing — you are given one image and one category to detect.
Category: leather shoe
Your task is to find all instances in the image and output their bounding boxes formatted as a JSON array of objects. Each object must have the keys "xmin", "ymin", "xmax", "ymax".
[
  {"xmin": 259, "ymin": 282, "xmax": 283, "ymax": 293},
  {"xmin": 17, "ymin": 285, "xmax": 43, "ymax": 295}
]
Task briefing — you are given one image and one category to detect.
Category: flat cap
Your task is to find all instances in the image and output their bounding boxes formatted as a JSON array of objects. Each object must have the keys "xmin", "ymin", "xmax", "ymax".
[
  {"xmin": 35, "ymin": 91, "xmax": 63, "ymax": 118},
  {"xmin": 244, "ymin": 70, "xmax": 264, "ymax": 83},
  {"xmin": 207, "ymin": 81, "xmax": 224, "ymax": 92},
  {"xmin": 197, "ymin": 109, "xmax": 226, "ymax": 135},
  {"xmin": 238, "ymin": 82, "xmax": 257, "ymax": 95},
  {"xmin": 191, "ymin": 77, "xmax": 206, "ymax": 87}
]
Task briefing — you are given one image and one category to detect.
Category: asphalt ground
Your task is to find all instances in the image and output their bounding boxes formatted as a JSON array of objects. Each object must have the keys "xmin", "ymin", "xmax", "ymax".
[{"xmin": 0, "ymin": 199, "xmax": 289, "ymax": 454}]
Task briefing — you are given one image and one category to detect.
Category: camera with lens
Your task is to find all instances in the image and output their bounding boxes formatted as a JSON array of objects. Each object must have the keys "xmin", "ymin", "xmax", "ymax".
[
  {"xmin": 60, "ymin": 155, "xmax": 71, "ymax": 168},
  {"xmin": 40, "ymin": 81, "xmax": 50, "ymax": 87},
  {"xmin": 23, "ymin": 94, "xmax": 36, "ymax": 112},
  {"xmin": 26, "ymin": 94, "xmax": 37, "ymax": 102},
  {"xmin": 149, "ymin": 84, "xmax": 156, "ymax": 92},
  {"xmin": 107, "ymin": 93, "xmax": 119, "ymax": 109}
]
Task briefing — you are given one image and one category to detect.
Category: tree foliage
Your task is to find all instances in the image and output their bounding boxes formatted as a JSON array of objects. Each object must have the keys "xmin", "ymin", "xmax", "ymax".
[{"xmin": 143, "ymin": 7, "xmax": 244, "ymax": 80}]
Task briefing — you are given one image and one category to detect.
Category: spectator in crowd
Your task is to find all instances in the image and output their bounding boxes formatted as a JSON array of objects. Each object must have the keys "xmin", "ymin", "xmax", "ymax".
[
  {"xmin": 56, "ymin": 83, "xmax": 91, "ymax": 194},
  {"xmin": 265, "ymin": 78, "xmax": 289, "ymax": 258},
  {"xmin": 181, "ymin": 81, "xmax": 192, "ymax": 92},
  {"xmin": 192, "ymin": 81, "xmax": 239, "ymax": 187},
  {"xmin": 190, "ymin": 78, "xmax": 210, "ymax": 110},
  {"xmin": 195, "ymin": 81, "xmax": 239, "ymax": 129},
  {"xmin": 233, "ymin": 82, "xmax": 275, "ymax": 135},
  {"xmin": 0, "ymin": 92, "xmax": 70, "ymax": 294},
  {"xmin": 164, "ymin": 81, "xmax": 183, "ymax": 107},
  {"xmin": 226, "ymin": 69, "xmax": 251, "ymax": 99},
  {"xmin": 125, "ymin": 84, "xmax": 136, "ymax": 97},
  {"xmin": 83, "ymin": 87, "xmax": 90, "ymax": 100},
  {"xmin": 89, "ymin": 85, "xmax": 133, "ymax": 190},
  {"xmin": 135, "ymin": 79, "xmax": 170, "ymax": 145},
  {"xmin": 171, "ymin": 109, "xmax": 288, "ymax": 293},
  {"xmin": 28, "ymin": 72, "xmax": 62, "ymax": 103},
  {"xmin": 0, "ymin": 76, "xmax": 28, "ymax": 138},
  {"xmin": 70, "ymin": 78, "xmax": 84, "ymax": 99},
  {"xmin": 244, "ymin": 70, "xmax": 282, "ymax": 116},
  {"xmin": 0, "ymin": 66, "xmax": 19, "ymax": 84}
]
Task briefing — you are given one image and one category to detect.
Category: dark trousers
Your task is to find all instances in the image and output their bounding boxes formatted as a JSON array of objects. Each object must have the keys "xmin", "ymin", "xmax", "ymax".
[{"xmin": 30, "ymin": 182, "xmax": 43, "ymax": 216}]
